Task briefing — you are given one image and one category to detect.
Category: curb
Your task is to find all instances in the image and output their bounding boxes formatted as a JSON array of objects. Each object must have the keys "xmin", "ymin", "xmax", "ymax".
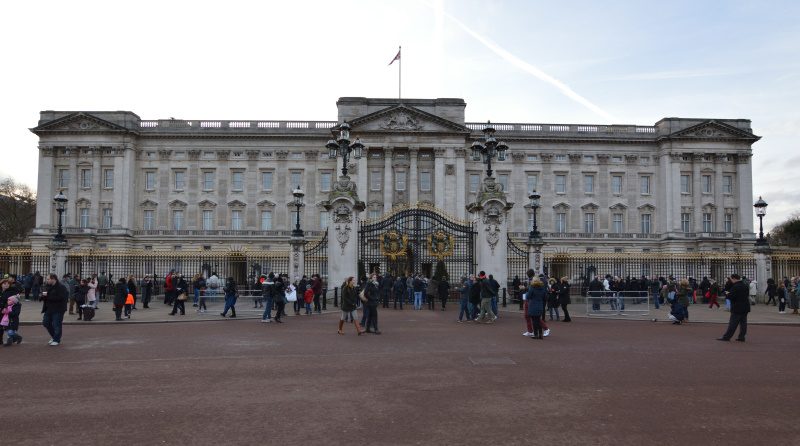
[{"xmin": 20, "ymin": 311, "xmax": 339, "ymax": 326}]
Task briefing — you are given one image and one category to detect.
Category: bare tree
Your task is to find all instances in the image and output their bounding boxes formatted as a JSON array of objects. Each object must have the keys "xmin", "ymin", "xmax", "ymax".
[
  {"xmin": 0, "ymin": 178, "xmax": 37, "ymax": 242},
  {"xmin": 768, "ymin": 214, "xmax": 800, "ymax": 247}
]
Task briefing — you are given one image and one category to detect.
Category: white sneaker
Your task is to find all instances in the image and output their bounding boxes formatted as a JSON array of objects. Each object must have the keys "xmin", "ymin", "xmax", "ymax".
[
  {"xmin": 493, "ymin": 316, "xmax": 498, "ymax": 321},
  {"xmin": 47, "ymin": 339, "xmax": 53, "ymax": 345},
  {"xmin": 522, "ymin": 332, "xmax": 532, "ymax": 337},
  {"xmin": 543, "ymin": 329, "xmax": 550, "ymax": 337},
  {"xmin": 49, "ymin": 341, "xmax": 60, "ymax": 346},
  {"xmin": 779, "ymin": 311, "xmax": 786, "ymax": 314}
]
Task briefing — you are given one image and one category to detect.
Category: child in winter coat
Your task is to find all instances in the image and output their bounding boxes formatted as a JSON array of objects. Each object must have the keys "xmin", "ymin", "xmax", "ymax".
[
  {"xmin": 303, "ymin": 285, "xmax": 314, "ymax": 315},
  {"xmin": 2, "ymin": 295, "xmax": 22, "ymax": 346},
  {"xmin": 124, "ymin": 292, "xmax": 134, "ymax": 318}
]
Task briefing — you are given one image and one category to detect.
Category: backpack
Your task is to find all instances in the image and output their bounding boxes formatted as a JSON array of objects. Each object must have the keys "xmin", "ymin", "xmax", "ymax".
[{"xmin": 207, "ymin": 276, "xmax": 219, "ymax": 289}]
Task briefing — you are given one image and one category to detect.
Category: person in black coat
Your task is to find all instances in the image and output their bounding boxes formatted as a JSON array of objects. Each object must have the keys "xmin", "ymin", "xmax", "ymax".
[
  {"xmin": 41, "ymin": 274, "xmax": 68, "ymax": 345},
  {"xmin": 392, "ymin": 276, "xmax": 406, "ymax": 310},
  {"xmin": 364, "ymin": 273, "xmax": 381, "ymax": 334},
  {"xmin": 559, "ymin": 277, "xmax": 572, "ymax": 322},
  {"xmin": 588, "ymin": 276, "xmax": 603, "ymax": 311},
  {"xmin": 438, "ymin": 278, "xmax": 450, "ymax": 311},
  {"xmin": 170, "ymin": 274, "xmax": 188, "ymax": 316},
  {"xmin": 526, "ymin": 278, "xmax": 547, "ymax": 339},
  {"xmin": 113, "ymin": 278, "xmax": 127, "ymax": 321},
  {"xmin": 718, "ymin": 274, "xmax": 750, "ymax": 342}
]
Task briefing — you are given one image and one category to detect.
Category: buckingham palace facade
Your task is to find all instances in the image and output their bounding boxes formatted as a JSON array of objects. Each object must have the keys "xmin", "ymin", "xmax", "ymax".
[{"xmin": 29, "ymin": 97, "xmax": 759, "ymax": 254}]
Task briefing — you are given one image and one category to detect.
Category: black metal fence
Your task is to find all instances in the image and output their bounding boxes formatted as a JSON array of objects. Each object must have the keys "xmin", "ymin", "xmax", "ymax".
[
  {"xmin": 772, "ymin": 253, "xmax": 800, "ymax": 280},
  {"xmin": 304, "ymin": 228, "xmax": 328, "ymax": 281},
  {"xmin": 507, "ymin": 235, "xmax": 529, "ymax": 286}
]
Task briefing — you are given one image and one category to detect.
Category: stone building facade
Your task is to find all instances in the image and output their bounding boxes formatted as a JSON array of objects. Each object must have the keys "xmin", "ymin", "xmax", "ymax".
[{"xmin": 29, "ymin": 97, "xmax": 759, "ymax": 254}]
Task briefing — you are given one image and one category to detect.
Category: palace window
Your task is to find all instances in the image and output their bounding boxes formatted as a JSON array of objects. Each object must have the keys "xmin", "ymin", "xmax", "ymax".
[
  {"xmin": 527, "ymin": 174, "xmax": 538, "ymax": 193},
  {"xmin": 555, "ymin": 154, "xmax": 567, "ymax": 161},
  {"xmin": 261, "ymin": 171, "xmax": 274, "ymax": 191},
  {"xmin": 680, "ymin": 175, "xmax": 691, "ymax": 194},
  {"xmin": 526, "ymin": 154, "xmax": 538, "ymax": 162},
  {"xmin": 584, "ymin": 175, "xmax": 595, "ymax": 193},
  {"xmin": 527, "ymin": 212, "xmax": 534, "ymax": 231},
  {"xmin": 702, "ymin": 213, "xmax": 713, "ymax": 232},
  {"xmin": 79, "ymin": 208, "xmax": 90, "ymax": 229},
  {"xmin": 103, "ymin": 169, "xmax": 114, "ymax": 189},
  {"xmin": 290, "ymin": 171, "xmax": 302, "ymax": 189},
  {"xmin": 58, "ymin": 169, "xmax": 70, "ymax": 188},
  {"xmin": 231, "ymin": 210, "xmax": 243, "ymax": 230},
  {"xmin": 724, "ymin": 213, "xmax": 733, "ymax": 232},
  {"xmin": 173, "ymin": 210, "xmax": 184, "ymax": 230},
  {"xmin": 641, "ymin": 214, "xmax": 651, "ymax": 234},
  {"xmin": 469, "ymin": 174, "xmax": 480, "ymax": 193},
  {"xmin": 722, "ymin": 175, "xmax": 733, "ymax": 194},
  {"xmin": 231, "ymin": 171, "xmax": 244, "ymax": 192},
  {"xmin": 395, "ymin": 171, "xmax": 407, "ymax": 191},
  {"xmin": 420, "ymin": 171, "xmax": 432, "ymax": 191},
  {"xmin": 702, "ymin": 175, "xmax": 712, "ymax": 194},
  {"xmin": 681, "ymin": 213, "xmax": 691, "ymax": 233},
  {"xmin": 320, "ymin": 172, "xmax": 332, "ymax": 192},
  {"xmin": 555, "ymin": 213, "xmax": 566, "ymax": 233},
  {"xmin": 640, "ymin": 176, "xmax": 651, "ymax": 195},
  {"xmin": 370, "ymin": 170, "xmax": 382, "ymax": 191},
  {"xmin": 612, "ymin": 213, "xmax": 624, "ymax": 233},
  {"xmin": 611, "ymin": 175, "xmax": 623, "ymax": 194},
  {"xmin": 145, "ymin": 171, "xmax": 156, "ymax": 190},
  {"xmin": 202, "ymin": 210, "xmax": 214, "ymax": 231},
  {"xmin": 555, "ymin": 175, "xmax": 567, "ymax": 194},
  {"xmin": 80, "ymin": 169, "xmax": 92, "ymax": 188},
  {"xmin": 369, "ymin": 209, "xmax": 381, "ymax": 220},
  {"xmin": 320, "ymin": 211, "xmax": 329, "ymax": 229},
  {"xmin": 102, "ymin": 208, "xmax": 112, "ymax": 229},
  {"xmin": 584, "ymin": 213, "xmax": 595, "ymax": 233},
  {"xmin": 143, "ymin": 210, "xmax": 154, "ymax": 230},
  {"xmin": 203, "ymin": 171, "xmax": 215, "ymax": 191},
  {"xmin": 261, "ymin": 210, "xmax": 273, "ymax": 230},
  {"xmin": 174, "ymin": 170, "xmax": 186, "ymax": 190},
  {"xmin": 498, "ymin": 174, "xmax": 509, "ymax": 191}
]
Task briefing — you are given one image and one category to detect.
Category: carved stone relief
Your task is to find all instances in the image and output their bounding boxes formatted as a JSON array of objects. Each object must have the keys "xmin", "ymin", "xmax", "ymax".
[{"xmin": 380, "ymin": 111, "xmax": 423, "ymax": 130}]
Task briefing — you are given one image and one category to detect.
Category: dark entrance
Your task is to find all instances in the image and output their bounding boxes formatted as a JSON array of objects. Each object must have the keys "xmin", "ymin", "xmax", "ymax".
[{"xmin": 358, "ymin": 206, "xmax": 476, "ymax": 283}]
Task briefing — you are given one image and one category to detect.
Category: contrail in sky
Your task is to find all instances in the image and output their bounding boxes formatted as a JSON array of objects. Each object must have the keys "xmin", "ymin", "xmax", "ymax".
[{"xmin": 437, "ymin": 6, "xmax": 617, "ymax": 122}]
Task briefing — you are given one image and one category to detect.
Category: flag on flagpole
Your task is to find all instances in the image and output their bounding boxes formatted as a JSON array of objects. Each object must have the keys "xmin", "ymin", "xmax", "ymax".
[{"xmin": 388, "ymin": 48, "xmax": 401, "ymax": 66}]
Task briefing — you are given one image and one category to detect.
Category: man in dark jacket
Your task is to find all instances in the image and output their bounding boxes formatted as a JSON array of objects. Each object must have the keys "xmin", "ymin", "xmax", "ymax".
[
  {"xmin": 364, "ymin": 273, "xmax": 381, "ymax": 334},
  {"xmin": 392, "ymin": 276, "xmax": 406, "ymax": 309},
  {"xmin": 42, "ymin": 274, "xmax": 68, "ymax": 346},
  {"xmin": 588, "ymin": 276, "xmax": 603, "ymax": 311},
  {"xmin": 718, "ymin": 274, "xmax": 750, "ymax": 342},
  {"xmin": 438, "ymin": 277, "xmax": 450, "ymax": 311},
  {"xmin": 380, "ymin": 274, "xmax": 393, "ymax": 308},
  {"xmin": 114, "ymin": 277, "xmax": 128, "ymax": 321}
]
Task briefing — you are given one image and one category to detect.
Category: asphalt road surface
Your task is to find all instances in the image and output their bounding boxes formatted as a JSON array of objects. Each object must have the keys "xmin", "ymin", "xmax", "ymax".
[{"xmin": 5, "ymin": 309, "xmax": 799, "ymax": 445}]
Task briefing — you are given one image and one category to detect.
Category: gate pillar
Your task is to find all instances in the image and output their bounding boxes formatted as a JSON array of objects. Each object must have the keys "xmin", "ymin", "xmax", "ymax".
[
  {"xmin": 289, "ymin": 236, "xmax": 305, "ymax": 284},
  {"xmin": 48, "ymin": 240, "xmax": 69, "ymax": 279},
  {"xmin": 754, "ymin": 245, "xmax": 772, "ymax": 295},
  {"xmin": 527, "ymin": 238, "xmax": 545, "ymax": 276},
  {"xmin": 467, "ymin": 177, "xmax": 513, "ymax": 282},
  {"xmin": 323, "ymin": 175, "xmax": 365, "ymax": 290}
]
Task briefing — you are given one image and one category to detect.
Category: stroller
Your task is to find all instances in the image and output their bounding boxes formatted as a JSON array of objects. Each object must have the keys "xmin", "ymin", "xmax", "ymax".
[{"xmin": 80, "ymin": 304, "xmax": 96, "ymax": 322}]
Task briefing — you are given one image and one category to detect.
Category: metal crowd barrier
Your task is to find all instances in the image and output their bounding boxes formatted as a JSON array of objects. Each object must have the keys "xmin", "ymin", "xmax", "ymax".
[{"xmin": 585, "ymin": 291, "xmax": 650, "ymax": 317}]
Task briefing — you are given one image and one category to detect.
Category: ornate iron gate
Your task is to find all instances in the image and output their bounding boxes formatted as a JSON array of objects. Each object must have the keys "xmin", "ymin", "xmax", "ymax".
[
  {"xmin": 304, "ymin": 228, "xmax": 328, "ymax": 281},
  {"xmin": 358, "ymin": 205, "xmax": 475, "ymax": 282},
  {"xmin": 506, "ymin": 235, "xmax": 529, "ymax": 287}
]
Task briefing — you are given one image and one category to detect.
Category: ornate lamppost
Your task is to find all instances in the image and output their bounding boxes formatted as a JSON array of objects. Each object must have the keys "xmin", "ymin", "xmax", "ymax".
[
  {"xmin": 470, "ymin": 121, "xmax": 509, "ymax": 178},
  {"xmin": 53, "ymin": 190, "xmax": 68, "ymax": 243},
  {"xmin": 326, "ymin": 122, "xmax": 364, "ymax": 177},
  {"xmin": 754, "ymin": 196, "xmax": 768, "ymax": 246},
  {"xmin": 528, "ymin": 190, "xmax": 541, "ymax": 240},
  {"xmin": 291, "ymin": 186, "xmax": 305, "ymax": 238}
]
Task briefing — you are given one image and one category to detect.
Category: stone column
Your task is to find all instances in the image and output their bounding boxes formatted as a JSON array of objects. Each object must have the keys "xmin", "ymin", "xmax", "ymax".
[
  {"xmin": 36, "ymin": 147, "xmax": 55, "ymax": 228},
  {"xmin": 692, "ymin": 154, "xmax": 703, "ymax": 232},
  {"xmin": 90, "ymin": 148, "xmax": 102, "ymax": 227},
  {"xmin": 736, "ymin": 154, "xmax": 754, "ymax": 234},
  {"xmin": 527, "ymin": 238, "xmax": 544, "ymax": 275},
  {"xmin": 112, "ymin": 148, "xmax": 126, "ymax": 229},
  {"xmin": 409, "ymin": 147, "xmax": 419, "ymax": 205},
  {"xmin": 383, "ymin": 148, "xmax": 394, "ymax": 213},
  {"xmin": 324, "ymin": 175, "xmax": 365, "ymax": 291},
  {"xmin": 714, "ymin": 155, "xmax": 725, "ymax": 231},
  {"xmin": 357, "ymin": 154, "xmax": 368, "ymax": 200},
  {"xmin": 455, "ymin": 148, "xmax": 466, "ymax": 220},
  {"xmin": 467, "ymin": 177, "xmax": 513, "ymax": 285},
  {"xmin": 289, "ymin": 236, "xmax": 306, "ymax": 284},
  {"xmin": 434, "ymin": 147, "xmax": 446, "ymax": 210},
  {"xmin": 67, "ymin": 148, "xmax": 78, "ymax": 227},
  {"xmin": 754, "ymin": 245, "xmax": 772, "ymax": 295},
  {"xmin": 49, "ymin": 241, "xmax": 69, "ymax": 279}
]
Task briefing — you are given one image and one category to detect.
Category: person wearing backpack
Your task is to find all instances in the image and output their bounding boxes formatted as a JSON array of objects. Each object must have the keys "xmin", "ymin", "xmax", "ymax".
[{"xmin": 206, "ymin": 272, "xmax": 220, "ymax": 299}]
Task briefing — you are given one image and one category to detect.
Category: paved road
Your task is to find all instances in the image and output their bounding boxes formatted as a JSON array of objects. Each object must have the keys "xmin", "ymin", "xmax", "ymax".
[{"xmin": 5, "ymin": 310, "xmax": 799, "ymax": 445}]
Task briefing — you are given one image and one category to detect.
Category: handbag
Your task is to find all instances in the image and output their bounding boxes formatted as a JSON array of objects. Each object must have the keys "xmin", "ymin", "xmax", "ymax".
[
  {"xmin": 286, "ymin": 289, "xmax": 297, "ymax": 302},
  {"xmin": 177, "ymin": 292, "xmax": 187, "ymax": 301}
]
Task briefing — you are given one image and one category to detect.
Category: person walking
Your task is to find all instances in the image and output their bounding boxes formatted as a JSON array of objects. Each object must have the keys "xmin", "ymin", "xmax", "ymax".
[
  {"xmin": 338, "ymin": 276, "xmax": 364, "ymax": 335},
  {"xmin": 458, "ymin": 275, "xmax": 473, "ymax": 323},
  {"xmin": 392, "ymin": 275, "xmax": 406, "ymax": 310},
  {"xmin": 113, "ymin": 277, "xmax": 127, "ymax": 321},
  {"xmin": 488, "ymin": 274, "xmax": 500, "ymax": 316},
  {"xmin": 64, "ymin": 274, "xmax": 76, "ymax": 315},
  {"xmin": 1, "ymin": 279, "xmax": 20, "ymax": 345},
  {"xmin": 273, "ymin": 275, "xmax": 287, "ymax": 323},
  {"xmin": 526, "ymin": 277, "xmax": 547, "ymax": 339},
  {"xmin": 559, "ymin": 277, "xmax": 572, "ymax": 322},
  {"xmin": 708, "ymin": 280, "xmax": 721, "ymax": 309},
  {"xmin": 520, "ymin": 269, "xmax": 535, "ymax": 336},
  {"xmin": 765, "ymin": 279, "xmax": 777, "ymax": 306},
  {"xmin": 413, "ymin": 275, "xmax": 425, "ymax": 310},
  {"xmin": 169, "ymin": 274, "xmax": 188, "ymax": 316},
  {"xmin": 163, "ymin": 270, "xmax": 176, "ymax": 306},
  {"xmin": 295, "ymin": 275, "xmax": 308, "ymax": 315},
  {"xmin": 777, "ymin": 282, "xmax": 788, "ymax": 314},
  {"xmin": 438, "ymin": 276, "xmax": 450, "ymax": 311},
  {"xmin": 142, "ymin": 275, "xmax": 153, "ymax": 309},
  {"xmin": 718, "ymin": 274, "xmax": 750, "ymax": 342},
  {"xmin": 789, "ymin": 278, "xmax": 799, "ymax": 315},
  {"xmin": 547, "ymin": 278, "xmax": 560, "ymax": 321},
  {"xmin": 221, "ymin": 277, "xmax": 238, "ymax": 318},
  {"xmin": 381, "ymin": 273, "xmax": 393, "ymax": 309},
  {"xmin": 2, "ymin": 295, "xmax": 22, "ymax": 346},
  {"xmin": 677, "ymin": 278, "xmax": 691, "ymax": 322},
  {"xmin": 74, "ymin": 279, "xmax": 88, "ymax": 320},
  {"xmin": 41, "ymin": 274, "xmax": 68, "ymax": 345},
  {"xmin": 426, "ymin": 275, "xmax": 438, "ymax": 311},
  {"xmin": 127, "ymin": 275, "xmax": 138, "ymax": 310},
  {"xmin": 364, "ymin": 273, "xmax": 381, "ymax": 334},
  {"xmin": 31, "ymin": 271, "xmax": 42, "ymax": 302},
  {"xmin": 311, "ymin": 274, "xmax": 323, "ymax": 314},
  {"xmin": 261, "ymin": 274, "xmax": 274, "ymax": 322},
  {"xmin": 87, "ymin": 275, "xmax": 97, "ymax": 310},
  {"xmin": 97, "ymin": 272, "xmax": 108, "ymax": 303},
  {"xmin": 196, "ymin": 275, "xmax": 208, "ymax": 313},
  {"xmin": 476, "ymin": 272, "xmax": 497, "ymax": 323}
]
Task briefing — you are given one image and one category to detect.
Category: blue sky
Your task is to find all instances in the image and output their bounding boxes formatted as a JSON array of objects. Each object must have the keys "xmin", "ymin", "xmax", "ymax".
[{"xmin": 1, "ymin": 0, "xmax": 797, "ymax": 229}]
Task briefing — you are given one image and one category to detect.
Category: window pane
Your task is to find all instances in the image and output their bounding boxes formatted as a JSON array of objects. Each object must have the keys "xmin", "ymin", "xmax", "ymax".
[
  {"xmin": 232, "ymin": 172, "xmax": 244, "ymax": 191},
  {"xmin": 556, "ymin": 175, "xmax": 566, "ymax": 193},
  {"xmin": 370, "ymin": 170, "xmax": 382, "ymax": 191},
  {"xmin": 231, "ymin": 210, "xmax": 242, "ymax": 230},
  {"xmin": 79, "ymin": 209, "xmax": 90, "ymax": 228},
  {"xmin": 320, "ymin": 173, "xmax": 331, "ymax": 192},
  {"xmin": 613, "ymin": 213, "xmax": 623, "ymax": 233},
  {"xmin": 396, "ymin": 171, "xmax": 406, "ymax": 191},
  {"xmin": 498, "ymin": 174, "xmax": 509, "ymax": 191},
  {"xmin": 702, "ymin": 175, "xmax": 712, "ymax": 193},
  {"xmin": 556, "ymin": 213, "xmax": 566, "ymax": 233},
  {"xmin": 203, "ymin": 210, "xmax": 214, "ymax": 230},
  {"xmin": 143, "ymin": 210, "xmax": 154, "ymax": 230},
  {"xmin": 102, "ymin": 208, "xmax": 112, "ymax": 229},
  {"xmin": 527, "ymin": 175, "xmax": 538, "ymax": 193},
  {"xmin": 203, "ymin": 172, "xmax": 214, "ymax": 190},
  {"xmin": 681, "ymin": 175, "xmax": 690, "ymax": 193},
  {"xmin": 58, "ymin": 169, "xmax": 70, "ymax": 188},
  {"xmin": 723, "ymin": 176, "xmax": 732, "ymax": 194},
  {"xmin": 290, "ymin": 172, "xmax": 302, "ymax": 188},
  {"xmin": 81, "ymin": 169, "xmax": 92, "ymax": 188},
  {"xmin": 173, "ymin": 210, "xmax": 184, "ymax": 230},
  {"xmin": 369, "ymin": 210, "xmax": 381, "ymax": 220},
  {"xmin": 703, "ymin": 213, "xmax": 712, "ymax": 232},
  {"xmin": 261, "ymin": 210, "xmax": 272, "ymax": 230},
  {"xmin": 640, "ymin": 176, "xmax": 650, "ymax": 194},
  {"xmin": 724, "ymin": 214, "xmax": 732, "ymax": 232},
  {"xmin": 420, "ymin": 172, "xmax": 431, "ymax": 191},
  {"xmin": 681, "ymin": 213, "xmax": 691, "ymax": 233},
  {"xmin": 641, "ymin": 214, "xmax": 651, "ymax": 234},
  {"xmin": 612, "ymin": 176, "xmax": 622, "ymax": 194},
  {"xmin": 584, "ymin": 175, "xmax": 594, "ymax": 193},
  {"xmin": 584, "ymin": 213, "xmax": 594, "ymax": 233},
  {"xmin": 175, "ymin": 171, "xmax": 185, "ymax": 189},
  {"xmin": 320, "ymin": 211, "xmax": 329, "ymax": 229},
  {"xmin": 145, "ymin": 172, "xmax": 155, "ymax": 190},
  {"xmin": 262, "ymin": 172, "xmax": 273, "ymax": 190},
  {"xmin": 469, "ymin": 174, "xmax": 480, "ymax": 193},
  {"xmin": 104, "ymin": 169, "xmax": 114, "ymax": 189}
]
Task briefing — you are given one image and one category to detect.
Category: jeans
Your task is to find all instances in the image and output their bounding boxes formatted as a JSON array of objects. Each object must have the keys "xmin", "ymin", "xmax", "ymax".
[
  {"xmin": 193, "ymin": 288, "xmax": 200, "ymax": 305},
  {"xmin": 548, "ymin": 306, "xmax": 560, "ymax": 320},
  {"xmin": 393, "ymin": 292, "xmax": 404, "ymax": 309},
  {"xmin": 562, "ymin": 303, "xmax": 571, "ymax": 321},
  {"xmin": 407, "ymin": 288, "xmax": 413, "ymax": 304},
  {"xmin": 198, "ymin": 297, "xmax": 207, "ymax": 311},
  {"xmin": 721, "ymin": 312, "xmax": 747, "ymax": 340},
  {"xmin": 262, "ymin": 296, "xmax": 274, "ymax": 320},
  {"xmin": 414, "ymin": 292, "xmax": 423, "ymax": 310},
  {"xmin": 361, "ymin": 305, "xmax": 371, "ymax": 326},
  {"xmin": 366, "ymin": 305, "xmax": 379, "ymax": 331},
  {"xmin": 222, "ymin": 294, "xmax": 237, "ymax": 316},
  {"xmin": 42, "ymin": 311, "xmax": 65, "ymax": 343},
  {"xmin": 305, "ymin": 302, "xmax": 312, "ymax": 314},
  {"xmin": 171, "ymin": 299, "xmax": 185, "ymax": 315},
  {"xmin": 458, "ymin": 298, "xmax": 470, "ymax": 321},
  {"xmin": 653, "ymin": 291, "xmax": 660, "ymax": 309},
  {"xmin": 478, "ymin": 297, "xmax": 495, "ymax": 321},
  {"xmin": 491, "ymin": 296, "xmax": 498, "ymax": 315}
]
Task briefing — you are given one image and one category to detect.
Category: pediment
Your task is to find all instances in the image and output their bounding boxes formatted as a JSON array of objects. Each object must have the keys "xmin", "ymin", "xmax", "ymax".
[
  {"xmin": 637, "ymin": 203, "xmax": 655, "ymax": 211},
  {"xmin": 581, "ymin": 202, "xmax": 599, "ymax": 211},
  {"xmin": 198, "ymin": 200, "xmax": 217, "ymax": 208},
  {"xmin": 140, "ymin": 199, "xmax": 158, "ymax": 207},
  {"xmin": 552, "ymin": 202, "xmax": 571, "ymax": 210},
  {"xmin": 227, "ymin": 199, "xmax": 247, "ymax": 207},
  {"xmin": 609, "ymin": 203, "xmax": 628, "ymax": 210},
  {"xmin": 257, "ymin": 199, "xmax": 276, "ymax": 207},
  {"xmin": 75, "ymin": 198, "xmax": 91, "ymax": 206},
  {"xmin": 31, "ymin": 112, "xmax": 135, "ymax": 135},
  {"xmin": 348, "ymin": 105, "xmax": 470, "ymax": 134},
  {"xmin": 663, "ymin": 120, "xmax": 759, "ymax": 141},
  {"xmin": 168, "ymin": 199, "xmax": 187, "ymax": 208}
]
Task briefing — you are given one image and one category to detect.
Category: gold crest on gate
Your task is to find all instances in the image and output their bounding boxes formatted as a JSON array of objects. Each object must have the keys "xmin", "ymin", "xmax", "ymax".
[
  {"xmin": 380, "ymin": 231, "xmax": 408, "ymax": 261},
  {"xmin": 428, "ymin": 230, "xmax": 454, "ymax": 260}
]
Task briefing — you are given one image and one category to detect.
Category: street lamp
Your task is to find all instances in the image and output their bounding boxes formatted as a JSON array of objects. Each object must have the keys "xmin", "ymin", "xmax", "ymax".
[
  {"xmin": 291, "ymin": 186, "xmax": 305, "ymax": 238},
  {"xmin": 470, "ymin": 121, "xmax": 509, "ymax": 178},
  {"xmin": 53, "ymin": 190, "xmax": 68, "ymax": 243},
  {"xmin": 528, "ymin": 190, "xmax": 541, "ymax": 240},
  {"xmin": 754, "ymin": 196, "xmax": 768, "ymax": 246},
  {"xmin": 326, "ymin": 122, "xmax": 364, "ymax": 177}
]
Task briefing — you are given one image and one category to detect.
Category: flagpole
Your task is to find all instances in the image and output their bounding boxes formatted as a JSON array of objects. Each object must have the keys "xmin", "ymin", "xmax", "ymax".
[{"xmin": 398, "ymin": 46, "xmax": 402, "ymax": 103}]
